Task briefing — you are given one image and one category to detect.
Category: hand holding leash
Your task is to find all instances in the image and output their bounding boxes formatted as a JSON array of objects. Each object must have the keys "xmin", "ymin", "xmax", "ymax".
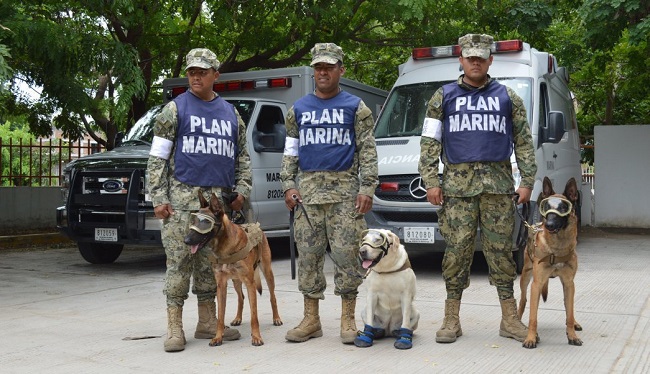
[{"xmin": 222, "ymin": 191, "xmax": 245, "ymax": 224}]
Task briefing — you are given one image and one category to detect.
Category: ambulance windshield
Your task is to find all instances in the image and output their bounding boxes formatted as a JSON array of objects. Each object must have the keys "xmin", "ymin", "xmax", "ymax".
[{"xmin": 374, "ymin": 78, "xmax": 532, "ymax": 139}]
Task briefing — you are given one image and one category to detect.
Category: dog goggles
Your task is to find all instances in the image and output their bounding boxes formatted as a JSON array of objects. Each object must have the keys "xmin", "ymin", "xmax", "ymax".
[
  {"xmin": 539, "ymin": 197, "xmax": 573, "ymax": 217},
  {"xmin": 360, "ymin": 229, "xmax": 389, "ymax": 251},
  {"xmin": 189, "ymin": 212, "xmax": 217, "ymax": 234}
]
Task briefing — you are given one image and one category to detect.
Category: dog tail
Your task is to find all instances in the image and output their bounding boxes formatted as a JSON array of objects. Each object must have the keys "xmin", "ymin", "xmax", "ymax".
[
  {"xmin": 255, "ymin": 266, "xmax": 263, "ymax": 295},
  {"xmin": 541, "ymin": 280, "xmax": 549, "ymax": 302}
]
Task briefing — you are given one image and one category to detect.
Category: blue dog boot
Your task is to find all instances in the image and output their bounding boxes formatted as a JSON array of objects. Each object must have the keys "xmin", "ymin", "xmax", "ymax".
[
  {"xmin": 354, "ymin": 324, "xmax": 377, "ymax": 348},
  {"xmin": 394, "ymin": 328, "xmax": 414, "ymax": 349}
]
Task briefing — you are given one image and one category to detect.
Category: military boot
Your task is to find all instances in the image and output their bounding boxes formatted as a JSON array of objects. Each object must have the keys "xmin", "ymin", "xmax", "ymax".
[
  {"xmin": 285, "ymin": 297, "xmax": 323, "ymax": 342},
  {"xmin": 499, "ymin": 298, "xmax": 528, "ymax": 342},
  {"xmin": 164, "ymin": 306, "xmax": 186, "ymax": 352},
  {"xmin": 436, "ymin": 299, "xmax": 463, "ymax": 343},
  {"xmin": 194, "ymin": 300, "xmax": 241, "ymax": 341},
  {"xmin": 340, "ymin": 298, "xmax": 358, "ymax": 344}
]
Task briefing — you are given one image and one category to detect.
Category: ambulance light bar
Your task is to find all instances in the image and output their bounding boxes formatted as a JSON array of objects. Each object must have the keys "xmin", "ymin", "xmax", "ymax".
[
  {"xmin": 167, "ymin": 77, "xmax": 293, "ymax": 100},
  {"xmin": 412, "ymin": 40, "xmax": 523, "ymax": 60}
]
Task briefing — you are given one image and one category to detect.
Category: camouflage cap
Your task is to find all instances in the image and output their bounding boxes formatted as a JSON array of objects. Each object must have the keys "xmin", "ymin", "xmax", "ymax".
[
  {"xmin": 184, "ymin": 48, "xmax": 220, "ymax": 71},
  {"xmin": 310, "ymin": 43, "xmax": 344, "ymax": 66},
  {"xmin": 458, "ymin": 34, "xmax": 494, "ymax": 59}
]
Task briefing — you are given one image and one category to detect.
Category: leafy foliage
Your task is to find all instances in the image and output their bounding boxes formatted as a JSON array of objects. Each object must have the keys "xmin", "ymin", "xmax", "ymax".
[{"xmin": 0, "ymin": 0, "xmax": 647, "ymax": 160}]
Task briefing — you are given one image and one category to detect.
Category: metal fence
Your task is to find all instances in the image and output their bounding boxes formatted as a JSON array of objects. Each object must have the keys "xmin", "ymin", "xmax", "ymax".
[
  {"xmin": 582, "ymin": 164, "xmax": 595, "ymax": 191},
  {"xmin": 0, "ymin": 138, "xmax": 102, "ymax": 187},
  {"xmin": 1, "ymin": 136, "xmax": 597, "ymax": 189}
]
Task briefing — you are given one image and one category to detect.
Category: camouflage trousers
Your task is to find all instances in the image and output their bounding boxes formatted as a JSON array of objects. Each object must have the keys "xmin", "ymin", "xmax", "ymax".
[
  {"xmin": 438, "ymin": 194, "xmax": 517, "ymax": 300},
  {"xmin": 294, "ymin": 200, "xmax": 366, "ymax": 300},
  {"xmin": 161, "ymin": 210, "xmax": 217, "ymax": 307}
]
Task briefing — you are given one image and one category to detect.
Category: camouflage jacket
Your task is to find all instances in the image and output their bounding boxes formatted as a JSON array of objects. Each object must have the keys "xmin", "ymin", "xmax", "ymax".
[
  {"xmin": 147, "ymin": 96, "xmax": 252, "ymax": 210},
  {"xmin": 280, "ymin": 96, "xmax": 378, "ymax": 204},
  {"xmin": 418, "ymin": 76, "xmax": 537, "ymax": 197}
]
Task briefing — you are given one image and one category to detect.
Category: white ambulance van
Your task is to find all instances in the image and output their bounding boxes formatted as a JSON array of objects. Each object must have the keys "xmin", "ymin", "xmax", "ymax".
[{"xmin": 365, "ymin": 39, "xmax": 582, "ymax": 271}]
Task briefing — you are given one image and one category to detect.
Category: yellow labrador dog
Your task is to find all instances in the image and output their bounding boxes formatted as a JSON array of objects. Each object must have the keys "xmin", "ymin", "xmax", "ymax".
[{"xmin": 354, "ymin": 229, "xmax": 420, "ymax": 349}]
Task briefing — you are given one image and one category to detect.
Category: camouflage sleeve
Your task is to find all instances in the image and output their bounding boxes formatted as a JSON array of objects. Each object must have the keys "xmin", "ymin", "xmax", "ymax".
[
  {"xmin": 418, "ymin": 88, "xmax": 444, "ymax": 189},
  {"xmin": 234, "ymin": 109, "xmax": 252, "ymax": 199},
  {"xmin": 280, "ymin": 106, "xmax": 299, "ymax": 192},
  {"xmin": 507, "ymin": 87, "xmax": 537, "ymax": 189},
  {"xmin": 356, "ymin": 101, "xmax": 378, "ymax": 197},
  {"xmin": 146, "ymin": 102, "xmax": 177, "ymax": 207}
]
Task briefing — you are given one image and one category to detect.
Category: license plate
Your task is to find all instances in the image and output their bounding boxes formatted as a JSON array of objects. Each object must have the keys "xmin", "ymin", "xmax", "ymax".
[
  {"xmin": 404, "ymin": 227, "xmax": 435, "ymax": 244},
  {"xmin": 95, "ymin": 228, "xmax": 118, "ymax": 242}
]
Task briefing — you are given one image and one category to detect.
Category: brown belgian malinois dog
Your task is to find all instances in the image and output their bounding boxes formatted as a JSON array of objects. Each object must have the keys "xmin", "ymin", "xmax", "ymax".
[
  {"xmin": 184, "ymin": 192, "xmax": 282, "ymax": 346},
  {"xmin": 518, "ymin": 177, "xmax": 583, "ymax": 349}
]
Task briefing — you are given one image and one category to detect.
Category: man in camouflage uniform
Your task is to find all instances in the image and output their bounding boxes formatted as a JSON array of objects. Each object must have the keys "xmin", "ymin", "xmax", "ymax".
[
  {"xmin": 147, "ymin": 48, "xmax": 252, "ymax": 352},
  {"xmin": 418, "ymin": 34, "xmax": 537, "ymax": 344},
  {"xmin": 281, "ymin": 43, "xmax": 378, "ymax": 344}
]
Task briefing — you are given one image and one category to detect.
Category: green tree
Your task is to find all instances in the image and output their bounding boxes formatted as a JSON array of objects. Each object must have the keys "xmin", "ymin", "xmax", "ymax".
[
  {"xmin": 1, "ymin": 0, "xmax": 454, "ymax": 149},
  {"xmin": 1, "ymin": 0, "xmax": 648, "ymax": 157}
]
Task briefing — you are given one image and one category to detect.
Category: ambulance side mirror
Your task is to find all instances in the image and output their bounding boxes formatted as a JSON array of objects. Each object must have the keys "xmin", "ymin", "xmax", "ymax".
[{"xmin": 543, "ymin": 111, "xmax": 566, "ymax": 144}]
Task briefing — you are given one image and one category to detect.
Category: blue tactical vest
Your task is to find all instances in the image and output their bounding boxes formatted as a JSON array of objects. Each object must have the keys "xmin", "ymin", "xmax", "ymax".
[
  {"xmin": 294, "ymin": 91, "xmax": 359, "ymax": 171},
  {"xmin": 173, "ymin": 92, "xmax": 238, "ymax": 187},
  {"xmin": 441, "ymin": 81, "xmax": 514, "ymax": 164}
]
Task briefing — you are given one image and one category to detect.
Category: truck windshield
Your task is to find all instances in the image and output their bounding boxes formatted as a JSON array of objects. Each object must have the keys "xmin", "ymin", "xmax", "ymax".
[
  {"xmin": 120, "ymin": 99, "xmax": 256, "ymax": 145},
  {"xmin": 122, "ymin": 105, "xmax": 164, "ymax": 145},
  {"xmin": 374, "ymin": 78, "xmax": 533, "ymax": 139}
]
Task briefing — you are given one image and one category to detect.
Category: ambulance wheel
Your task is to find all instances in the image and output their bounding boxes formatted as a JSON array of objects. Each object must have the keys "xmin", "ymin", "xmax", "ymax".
[{"xmin": 78, "ymin": 243, "xmax": 123, "ymax": 264}]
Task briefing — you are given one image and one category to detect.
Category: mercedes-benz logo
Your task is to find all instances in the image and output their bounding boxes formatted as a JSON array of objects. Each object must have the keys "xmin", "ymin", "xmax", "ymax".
[{"xmin": 408, "ymin": 177, "xmax": 427, "ymax": 199}]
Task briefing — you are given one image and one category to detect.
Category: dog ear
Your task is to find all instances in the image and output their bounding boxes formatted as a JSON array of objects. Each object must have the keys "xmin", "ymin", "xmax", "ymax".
[
  {"xmin": 564, "ymin": 177, "xmax": 579, "ymax": 205},
  {"xmin": 542, "ymin": 176, "xmax": 555, "ymax": 198},
  {"xmin": 198, "ymin": 190, "xmax": 209, "ymax": 208},
  {"xmin": 388, "ymin": 231, "xmax": 400, "ymax": 248},
  {"xmin": 209, "ymin": 193, "xmax": 225, "ymax": 216}
]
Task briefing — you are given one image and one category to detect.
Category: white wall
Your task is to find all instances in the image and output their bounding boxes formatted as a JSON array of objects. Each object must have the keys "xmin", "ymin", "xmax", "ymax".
[{"xmin": 594, "ymin": 125, "xmax": 650, "ymax": 227}]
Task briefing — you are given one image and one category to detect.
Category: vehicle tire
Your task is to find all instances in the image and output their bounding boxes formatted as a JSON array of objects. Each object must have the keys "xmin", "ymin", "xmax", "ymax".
[{"xmin": 78, "ymin": 243, "xmax": 124, "ymax": 264}]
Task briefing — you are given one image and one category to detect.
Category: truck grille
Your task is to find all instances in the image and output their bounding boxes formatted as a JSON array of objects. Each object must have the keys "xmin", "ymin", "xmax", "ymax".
[
  {"xmin": 81, "ymin": 174, "xmax": 144, "ymax": 196},
  {"xmin": 380, "ymin": 211, "xmax": 438, "ymax": 223},
  {"xmin": 375, "ymin": 174, "xmax": 427, "ymax": 203}
]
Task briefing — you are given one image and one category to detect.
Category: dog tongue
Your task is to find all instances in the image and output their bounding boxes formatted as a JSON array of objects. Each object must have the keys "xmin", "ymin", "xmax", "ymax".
[
  {"xmin": 190, "ymin": 244, "xmax": 200, "ymax": 254},
  {"xmin": 362, "ymin": 260, "xmax": 373, "ymax": 269}
]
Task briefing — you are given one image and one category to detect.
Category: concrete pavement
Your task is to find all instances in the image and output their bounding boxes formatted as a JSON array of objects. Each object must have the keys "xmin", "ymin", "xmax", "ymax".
[{"xmin": 0, "ymin": 227, "xmax": 648, "ymax": 373}]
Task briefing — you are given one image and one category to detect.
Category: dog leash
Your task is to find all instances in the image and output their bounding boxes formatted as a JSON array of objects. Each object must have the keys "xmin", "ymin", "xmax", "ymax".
[
  {"xmin": 222, "ymin": 191, "xmax": 245, "ymax": 224},
  {"xmin": 512, "ymin": 193, "xmax": 542, "ymax": 259}
]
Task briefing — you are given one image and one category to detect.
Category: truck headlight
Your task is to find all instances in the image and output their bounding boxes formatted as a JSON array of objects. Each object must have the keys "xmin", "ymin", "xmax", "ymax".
[{"xmin": 60, "ymin": 170, "xmax": 72, "ymax": 202}]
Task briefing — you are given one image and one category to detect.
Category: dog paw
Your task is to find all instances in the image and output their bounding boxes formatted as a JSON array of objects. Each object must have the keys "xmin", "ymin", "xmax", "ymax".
[
  {"xmin": 522, "ymin": 339, "xmax": 537, "ymax": 349},
  {"xmin": 567, "ymin": 334, "xmax": 583, "ymax": 346},
  {"xmin": 252, "ymin": 338, "xmax": 264, "ymax": 346},
  {"xmin": 273, "ymin": 318, "xmax": 283, "ymax": 326},
  {"xmin": 209, "ymin": 338, "xmax": 223, "ymax": 347},
  {"xmin": 230, "ymin": 318, "xmax": 242, "ymax": 326}
]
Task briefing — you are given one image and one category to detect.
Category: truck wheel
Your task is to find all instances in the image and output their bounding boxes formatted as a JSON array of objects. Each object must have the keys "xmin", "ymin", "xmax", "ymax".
[{"xmin": 78, "ymin": 243, "xmax": 123, "ymax": 264}]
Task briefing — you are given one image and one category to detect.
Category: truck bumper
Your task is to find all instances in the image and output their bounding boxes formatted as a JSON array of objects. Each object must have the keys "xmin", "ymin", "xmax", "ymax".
[
  {"xmin": 364, "ymin": 202, "xmax": 447, "ymax": 252},
  {"xmin": 57, "ymin": 205, "xmax": 162, "ymax": 246}
]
